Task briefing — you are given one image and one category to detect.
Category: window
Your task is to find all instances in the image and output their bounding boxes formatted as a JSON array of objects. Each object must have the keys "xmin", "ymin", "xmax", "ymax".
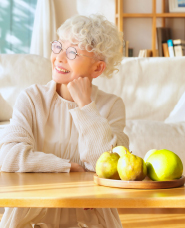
[{"xmin": 0, "ymin": 0, "xmax": 37, "ymax": 54}]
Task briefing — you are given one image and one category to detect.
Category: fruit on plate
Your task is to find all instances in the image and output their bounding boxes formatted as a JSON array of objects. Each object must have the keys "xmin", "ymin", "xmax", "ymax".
[
  {"xmin": 144, "ymin": 149, "xmax": 157, "ymax": 162},
  {"xmin": 96, "ymin": 146, "xmax": 120, "ymax": 180},
  {"xmin": 145, "ymin": 149, "xmax": 183, "ymax": 181},
  {"xmin": 117, "ymin": 150, "xmax": 147, "ymax": 181},
  {"xmin": 112, "ymin": 145, "xmax": 131, "ymax": 157}
]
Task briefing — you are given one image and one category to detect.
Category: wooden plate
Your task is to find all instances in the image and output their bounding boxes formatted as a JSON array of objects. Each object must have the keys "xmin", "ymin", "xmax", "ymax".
[{"xmin": 94, "ymin": 174, "xmax": 185, "ymax": 189}]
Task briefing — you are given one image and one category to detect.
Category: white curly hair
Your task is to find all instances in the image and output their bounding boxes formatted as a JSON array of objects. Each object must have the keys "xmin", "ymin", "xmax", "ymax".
[{"xmin": 57, "ymin": 14, "xmax": 123, "ymax": 78}]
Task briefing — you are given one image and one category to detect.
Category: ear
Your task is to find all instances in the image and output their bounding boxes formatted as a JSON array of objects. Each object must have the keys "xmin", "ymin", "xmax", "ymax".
[{"xmin": 91, "ymin": 61, "xmax": 106, "ymax": 79}]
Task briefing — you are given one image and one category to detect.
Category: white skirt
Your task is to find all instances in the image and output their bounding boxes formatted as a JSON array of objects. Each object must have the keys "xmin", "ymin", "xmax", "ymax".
[{"xmin": 0, "ymin": 208, "xmax": 122, "ymax": 228}]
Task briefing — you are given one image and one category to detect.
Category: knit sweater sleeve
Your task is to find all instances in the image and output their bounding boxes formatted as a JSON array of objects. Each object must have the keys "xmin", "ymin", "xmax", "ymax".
[
  {"xmin": 0, "ymin": 90, "xmax": 71, "ymax": 173},
  {"xmin": 69, "ymin": 98, "xmax": 129, "ymax": 172}
]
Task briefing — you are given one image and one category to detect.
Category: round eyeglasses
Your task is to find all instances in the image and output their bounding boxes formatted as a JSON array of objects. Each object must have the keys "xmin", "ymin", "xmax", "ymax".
[{"xmin": 51, "ymin": 40, "xmax": 100, "ymax": 60}]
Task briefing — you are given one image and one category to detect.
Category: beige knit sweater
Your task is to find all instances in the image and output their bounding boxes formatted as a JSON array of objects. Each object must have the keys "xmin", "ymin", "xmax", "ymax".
[{"xmin": 0, "ymin": 80, "xmax": 129, "ymax": 228}]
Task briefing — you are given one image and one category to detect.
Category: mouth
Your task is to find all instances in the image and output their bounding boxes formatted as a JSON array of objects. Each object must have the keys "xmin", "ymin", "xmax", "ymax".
[{"xmin": 55, "ymin": 66, "xmax": 70, "ymax": 74}]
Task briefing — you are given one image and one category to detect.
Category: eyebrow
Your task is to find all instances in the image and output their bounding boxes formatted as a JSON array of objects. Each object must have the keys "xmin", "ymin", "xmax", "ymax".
[{"xmin": 59, "ymin": 39, "xmax": 78, "ymax": 47}]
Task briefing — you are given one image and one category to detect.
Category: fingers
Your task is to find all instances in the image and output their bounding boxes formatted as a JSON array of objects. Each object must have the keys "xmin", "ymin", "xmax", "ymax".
[
  {"xmin": 70, "ymin": 163, "xmax": 86, "ymax": 172},
  {"xmin": 67, "ymin": 77, "xmax": 91, "ymax": 89}
]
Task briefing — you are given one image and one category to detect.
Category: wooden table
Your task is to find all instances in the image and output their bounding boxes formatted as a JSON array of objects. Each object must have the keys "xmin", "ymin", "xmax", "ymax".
[
  {"xmin": 0, "ymin": 171, "xmax": 185, "ymax": 208},
  {"xmin": 0, "ymin": 171, "xmax": 185, "ymax": 227}
]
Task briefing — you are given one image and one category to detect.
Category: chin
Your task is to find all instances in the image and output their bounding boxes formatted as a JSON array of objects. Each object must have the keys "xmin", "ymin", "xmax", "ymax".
[{"xmin": 52, "ymin": 74, "xmax": 71, "ymax": 85}]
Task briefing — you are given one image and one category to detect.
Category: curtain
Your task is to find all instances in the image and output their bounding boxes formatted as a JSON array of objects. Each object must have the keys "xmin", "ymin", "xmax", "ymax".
[{"xmin": 30, "ymin": 0, "xmax": 57, "ymax": 59}]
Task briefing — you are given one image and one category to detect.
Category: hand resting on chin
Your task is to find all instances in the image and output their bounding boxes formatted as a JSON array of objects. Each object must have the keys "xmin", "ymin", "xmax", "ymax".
[{"xmin": 67, "ymin": 76, "xmax": 92, "ymax": 109}]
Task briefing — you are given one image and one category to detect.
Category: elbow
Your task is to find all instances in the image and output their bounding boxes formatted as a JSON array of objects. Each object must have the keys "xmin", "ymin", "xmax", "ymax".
[
  {"xmin": 1, "ymin": 163, "xmax": 18, "ymax": 172},
  {"xmin": 80, "ymin": 155, "xmax": 96, "ymax": 172}
]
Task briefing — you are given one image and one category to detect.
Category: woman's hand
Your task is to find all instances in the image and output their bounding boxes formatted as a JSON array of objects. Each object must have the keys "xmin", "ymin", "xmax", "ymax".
[
  {"xmin": 67, "ymin": 77, "xmax": 92, "ymax": 108},
  {"xmin": 70, "ymin": 162, "xmax": 86, "ymax": 172}
]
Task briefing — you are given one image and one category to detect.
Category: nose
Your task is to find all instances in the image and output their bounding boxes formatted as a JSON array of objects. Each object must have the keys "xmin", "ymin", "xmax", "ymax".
[{"xmin": 56, "ymin": 49, "xmax": 67, "ymax": 62}]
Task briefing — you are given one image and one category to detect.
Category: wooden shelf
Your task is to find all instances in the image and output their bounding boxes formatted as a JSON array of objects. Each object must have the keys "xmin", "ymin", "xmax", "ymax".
[
  {"xmin": 157, "ymin": 13, "xmax": 185, "ymax": 17},
  {"xmin": 122, "ymin": 13, "xmax": 154, "ymax": 18},
  {"xmin": 115, "ymin": 0, "xmax": 185, "ymax": 56},
  {"xmin": 120, "ymin": 13, "xmax": 185, "ymax": 18}
]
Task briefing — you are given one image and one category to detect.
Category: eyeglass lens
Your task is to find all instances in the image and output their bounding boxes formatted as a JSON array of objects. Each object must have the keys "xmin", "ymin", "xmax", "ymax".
[
  {"xmin": 51, "ymin": 41, "xmax": 77, "ymax": 60},
  {"xmin": 66, "ymin": 47, "xmax": 77, "ymax": 60},
  {"xmin": 51, "ymin": 41, "xmax": 62, "ymax": 54}
]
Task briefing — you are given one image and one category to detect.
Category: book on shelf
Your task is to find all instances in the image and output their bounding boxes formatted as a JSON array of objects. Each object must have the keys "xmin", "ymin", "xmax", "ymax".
[
  {"xmin": 123, "ymin": 41, "xmax": 133, "ymax": 57},
  {"xmin": 156, "ymin": 27, "xmax": 172, "ymax": 57},
  {"xmin": 169, "ymin": 0, "xmax": 185, "ymax": 12},
  {"xmin": 138, "ymin": 49, "xmax": 153, "ymax": 57},
  {"xmin": 125, "ymin": 41, "xmax": 129, "ymax": 57},
  {"xmin": 178, "ymin": 0, "xmax": 185, "ymax": 7},
  {"xmin": 128, "ymin": 48, "xmax": 133, "ymax": 57},
  {"xmin": 167, "ymin": 39, "xmax": 175, "ymax": 57},
  {"xmin": 173, "ymin": 39, "xmax": 185, "ymax": 56},
  {"xmin": 162, "ymin": 43, "xmax": 170, "ymax": 57}
]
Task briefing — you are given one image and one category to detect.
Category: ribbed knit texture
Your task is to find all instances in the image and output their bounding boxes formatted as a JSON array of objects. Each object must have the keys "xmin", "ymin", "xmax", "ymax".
[
  {"xmin": 0, "ymin": 80, "xmax": 129, "ymax": 173},
  {"xmin": 0, "ymin": 79, "xmax": 129, "ymax": 228}
]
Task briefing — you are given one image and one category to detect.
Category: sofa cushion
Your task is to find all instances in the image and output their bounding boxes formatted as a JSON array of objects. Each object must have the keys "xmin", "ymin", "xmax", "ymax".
[
  {"xmin": 0, "ymin": 121, "xmax": 9, "ymax": 128},
  {"xmin": 0, "ymin": 54, "xmax": 52, "ymax": 121},
  {"xmin": 0, "ymin": 121, "xmax": 9, "ymax": 139},
  {"xmin": 93, "ymin": 57, "xmax": 185, "ymax": 121},
  {"xmin": 0, "ymin": 94, "xmax": 12, "ymax": 121},
  {"xmin": 165, "ymin": 91, "xmax": 185, "ymax": 123},
  {"xmin": 125, "ymin": 119, "xmax": 185, "ymax": 174}
]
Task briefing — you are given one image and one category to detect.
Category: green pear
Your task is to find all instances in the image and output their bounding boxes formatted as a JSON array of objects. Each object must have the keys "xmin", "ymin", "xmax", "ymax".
[
  {"xmin": 112, "ymin": 146, "xmax": 131, "ymax": 157},
  {"xmin": 146, "ymin": 149, "xmax": 183, "ymax": 181},
  {"xmin": 117, "ymin": 151, "xmax": 147, "ymax": 181},
  {"xmin": 96, "ymin": 146, "xmax": 120, "ymax": 180}
]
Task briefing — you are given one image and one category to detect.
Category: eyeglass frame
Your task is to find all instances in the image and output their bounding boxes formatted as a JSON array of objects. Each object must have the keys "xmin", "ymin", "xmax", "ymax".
[{"xmin": 50, "ymin": 40, "xmax": 102, "ymax": 61}]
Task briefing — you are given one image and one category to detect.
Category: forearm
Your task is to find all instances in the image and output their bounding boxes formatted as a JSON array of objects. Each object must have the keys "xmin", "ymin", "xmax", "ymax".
[
  {"xmin": 78, "ymin": 126, "xmax": 129, "ymax": 171},
  {"xmin": 70, "ymin": 101, "xmax": 129, "ymax": 171},
  {"xmin": 0, "ymin": 142, "xmax": 71, "ymax": 173}
]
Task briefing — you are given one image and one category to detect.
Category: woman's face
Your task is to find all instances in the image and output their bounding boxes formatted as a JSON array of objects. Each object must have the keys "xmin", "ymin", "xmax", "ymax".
[{"xmin": 51, "ymin": 39, "xmax": 97, "ymax": 85}]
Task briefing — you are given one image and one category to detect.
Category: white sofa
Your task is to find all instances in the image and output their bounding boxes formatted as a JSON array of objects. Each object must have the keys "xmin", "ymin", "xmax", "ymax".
[
  {"xmin": 0, "ymin": 54, "xmax": 185, "ymax": 167},
  {"xmin": 0, "ymin": 54, "xmax": 52, "ymax": 130},
  {"xmin": 94, "ymin": 57, "xmax": 185, "ymax": 170}
]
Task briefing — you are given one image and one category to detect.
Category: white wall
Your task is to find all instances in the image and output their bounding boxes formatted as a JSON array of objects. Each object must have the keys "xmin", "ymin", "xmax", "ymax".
[
  {"xmin": 54, "ymin": 0, "xmax": 78, "ymax": 29},
  {"xmin": 54, "ymin": 0, "xmax": 185, "ymax": 57},
  {"xmin": 54, "ymin": 0, "xmax": 115, "ymax": 27}
]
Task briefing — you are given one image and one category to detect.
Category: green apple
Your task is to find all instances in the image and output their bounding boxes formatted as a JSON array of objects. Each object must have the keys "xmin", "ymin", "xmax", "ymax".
[
  {"xmin": 96, "ymin": 147, "xmax": 120, "ymax": 180},
  {"xmin": 117, "ymin": 151, "xmax": 147, "ymax": 181},
  {"xmin": 144, "ymin": 149, "xmax": 157, "ymax": 162},
  {"xmin": 112, "ymin": 146, "xmax": 130, "ymax": 157},
  {"xmin": 146, "ymin": 149, "xmax": 183, "ymax": 181}
]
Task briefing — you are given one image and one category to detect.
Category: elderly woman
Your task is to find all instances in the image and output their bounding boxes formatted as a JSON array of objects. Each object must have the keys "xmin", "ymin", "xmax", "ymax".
[{"xmin": 0, "ymin": 14, "xmax": 129, "ymax": 228}]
